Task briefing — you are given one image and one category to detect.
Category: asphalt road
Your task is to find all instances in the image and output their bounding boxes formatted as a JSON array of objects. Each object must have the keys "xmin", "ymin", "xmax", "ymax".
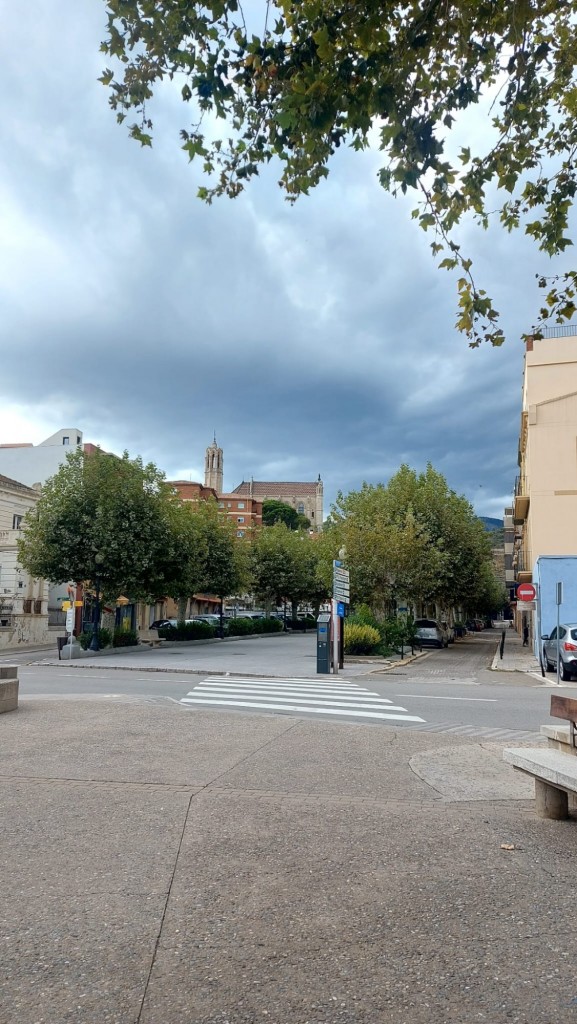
[{"xmin": 11, "ymin": 632, "xmax": 568, "ymax": 740}]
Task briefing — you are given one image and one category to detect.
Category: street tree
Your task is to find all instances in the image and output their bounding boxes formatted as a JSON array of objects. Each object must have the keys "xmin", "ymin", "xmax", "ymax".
[
  {"xmin": 325, "ymin": 464, "xmax": 500, "ymax": 615},
  {"xmin": 250, "ymin": 522, "xmax": 316, "ymax": 615},
  {"xmin": 161, "ymin": 498, "xmax": 212, "ymax": 623},
  {"xmin": 18, "ymin": 448, "xmax": 173, "ymax": 600},
  {"xmin": 101, "ymin": 0, "xmax": 577, "ymax": 345},
  {"xmin": 262, "ymin": 498, "xmax": 310, "ymax": 530},
  {"xmin": 203, "ymin": 502, "xmax": 249, "ymax": 631}
]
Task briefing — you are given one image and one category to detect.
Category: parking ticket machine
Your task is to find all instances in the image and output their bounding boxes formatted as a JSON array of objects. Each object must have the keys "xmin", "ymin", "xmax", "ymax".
[{"xmin": 316, "ymin": 611, "xmax": 332, "ymax": 674}]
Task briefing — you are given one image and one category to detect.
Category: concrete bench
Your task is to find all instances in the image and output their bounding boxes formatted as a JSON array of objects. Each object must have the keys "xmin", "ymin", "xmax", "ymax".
[
  {"xmin": 139, "ymin": 632, "xmax": 164, "ymax": 649},
  {"xmin": 0, "ymin": 665, "xmax": 19, "ymax": 713},
  {"xmin": 504, "ymin": 695, "xmax": 577, "ymax": 820}
]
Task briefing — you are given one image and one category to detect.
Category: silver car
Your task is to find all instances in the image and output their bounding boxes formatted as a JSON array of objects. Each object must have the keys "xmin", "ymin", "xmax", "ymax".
[
  {"xmin": 414, "ymin": 618, "xmax": 448, "ymax": 649},
  {"xmin": 542, "ymin": 623, "xmax": 577, "ymax": 680}
]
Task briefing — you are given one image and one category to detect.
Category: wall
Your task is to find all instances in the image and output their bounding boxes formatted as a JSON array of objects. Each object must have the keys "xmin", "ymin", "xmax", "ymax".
[
  {"xmin": 0, "ymin": 478, "xmax": 51, "ymax": 649},
  {"xmin": 533, "ymin": 556, "xmax": 577, "ymax": 656}
]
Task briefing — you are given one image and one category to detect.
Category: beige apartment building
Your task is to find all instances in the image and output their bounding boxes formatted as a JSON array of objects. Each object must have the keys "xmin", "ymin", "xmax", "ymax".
[
  {"xmin": 0, "ymin": 474, "xmax": 50, "ymax": 649},
  {"xmin": 513, "ymin": 328, "xmax": 577, "ymax": 583}
]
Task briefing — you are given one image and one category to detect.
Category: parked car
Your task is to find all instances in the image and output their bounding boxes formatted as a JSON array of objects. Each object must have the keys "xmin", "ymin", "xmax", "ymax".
[
  {"xmin": 541, "ymin": 623, "xmax": 577, "ymax": 680},
  {"xmin": 149, "ymin": 619, "xmax": 176, "ymax": 630},
  {"xmin": 193, "ymin": 614, "xmax": 221, "ymax": 625},
  {"xmin": 414, "ymin": 618, "xmax": 449, "ymax": 649}
]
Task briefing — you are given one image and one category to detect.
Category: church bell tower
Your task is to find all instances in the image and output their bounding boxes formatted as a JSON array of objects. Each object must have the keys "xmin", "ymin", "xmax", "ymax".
[{"xmin": 204, "ymin": 435, "xmax": 223, "ymax": 492}]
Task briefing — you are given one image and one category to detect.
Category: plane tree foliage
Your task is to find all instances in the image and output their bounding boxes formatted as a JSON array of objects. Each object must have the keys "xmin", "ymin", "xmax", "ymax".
[
  {"xmin": 101, "ymin": 0, "xmax": 577, "ymax": 345},
  {"xmin": 17, "ymin": 448, "xmax": 175, "ymax": 600},
  {"xmin": 17, "ymin": 449, "xmax": 250, "ymax": 620},
  {"xmin": 138, "ymin": 495, "xmax": 248, "ymax": 620},
  {"xmin": 324, "ymin": 464, "xmax": 503, "ymax": 615},
  {"xmin": 250, "ymin": 521, "xmax": 326, "ymax": 614}
]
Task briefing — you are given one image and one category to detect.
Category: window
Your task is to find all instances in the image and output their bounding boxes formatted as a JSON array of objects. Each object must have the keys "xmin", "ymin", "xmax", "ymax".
[
  {"xmin": 227, "ymin": 502, "xmax": 232, "ymax": 508},
  {"xmin": 12, "ymin": 515, "xmax": 23, "ymax": 530},
  {"xmin": 237, "ymin": 502, "xmax": 245, "ymax": 509},
  {"xmin": 218, "ymin": 502, "xmax": 225, "ymax": 508},
  {"xmin": 237, "ymin": 530, "xmax": 245, "ymax": 538},
  {"xmin": 62, "ymin": 436, "xmax": 70, "ymax": 445},
  {"xmin": 297, "ymin": 503, "xmax": 305, "ymax": 515},
  {"xmin": 237, "ymin": 516, "xmax": 245, "ymax": 524},
  {"xmin": 77, "ymin": 436, "xmax": 81, "ymax": 445}
]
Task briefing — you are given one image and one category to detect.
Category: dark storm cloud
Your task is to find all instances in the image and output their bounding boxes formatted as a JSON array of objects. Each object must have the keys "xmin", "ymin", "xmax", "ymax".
[{"xmin": 0, "ymin": 2, "xmax": 562, "ymax": 521}]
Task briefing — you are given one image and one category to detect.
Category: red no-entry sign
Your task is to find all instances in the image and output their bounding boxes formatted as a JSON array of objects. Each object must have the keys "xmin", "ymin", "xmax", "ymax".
[{"xmin": 517, "ymin": 583, "xmax": 536, "ymax": 601}]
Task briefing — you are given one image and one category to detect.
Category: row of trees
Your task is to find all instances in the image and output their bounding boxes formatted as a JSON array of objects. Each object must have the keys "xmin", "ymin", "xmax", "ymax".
[
  {"xmin": 17, "ymin": 450, "xmax": 505, "ymax": 626},
  {"xmin": 318, "ymin": 465, "xmax": 507, "ymax": 618},
  {"xmin": 17, "ymin": 449, "xmax": 328, "ymax": 618}
]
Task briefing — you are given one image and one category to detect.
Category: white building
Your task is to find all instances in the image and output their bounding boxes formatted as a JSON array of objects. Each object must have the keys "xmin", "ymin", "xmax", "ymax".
[
  {"xmin": 0, "ymin": 428, "xmax": 84, "ymax": 486},
  {"xmin": 0, "ymin": 429, "xmax": 85, "ymax": 630},
  {"xmin": 0, "ymin": 474, "xmax": 50, "ymax": 649}
]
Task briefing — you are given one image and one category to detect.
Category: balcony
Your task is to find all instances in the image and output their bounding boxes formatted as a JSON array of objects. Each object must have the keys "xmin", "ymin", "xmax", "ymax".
[{"xmin": 513, "ymin": 475, "xmax": 529, "ymax": 524}]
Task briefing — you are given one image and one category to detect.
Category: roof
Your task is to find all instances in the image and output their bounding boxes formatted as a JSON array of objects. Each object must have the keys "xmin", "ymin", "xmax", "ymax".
[
  {"xmin": 233, "ymin": 481, "xmax": 321, "ymax": 497},
  {"xmin": 0, "ymin": 473, "xmax": 40, "ymax": 498}
]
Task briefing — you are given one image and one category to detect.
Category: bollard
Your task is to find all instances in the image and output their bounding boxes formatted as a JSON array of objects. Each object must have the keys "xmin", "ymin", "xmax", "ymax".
[{"xmin": 499, "ymin": 629, "xmax": 506, "ymax": 660}]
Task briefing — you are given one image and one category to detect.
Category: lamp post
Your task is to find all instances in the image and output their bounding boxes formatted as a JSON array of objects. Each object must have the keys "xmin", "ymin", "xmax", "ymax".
[{"xmin": 89, "ymin": 554, "xmax": 104, "ymax": 652}]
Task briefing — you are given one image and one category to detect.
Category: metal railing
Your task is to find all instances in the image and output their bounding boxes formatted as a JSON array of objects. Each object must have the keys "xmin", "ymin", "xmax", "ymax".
[
  {"xmin": 532, "ymin": 324, "xmax": 577, "ymax": 339},
  {"xmin": 514, "ymin": 474, "xmax": 528, "ymax": 497}
]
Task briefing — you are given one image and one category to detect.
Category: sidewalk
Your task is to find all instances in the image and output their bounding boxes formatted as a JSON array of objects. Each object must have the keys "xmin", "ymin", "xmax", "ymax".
[
  {"xmin": 490, "ymin": 627, "xmax": 541, "ymax": 676},
  {"xmin": 1, "ymin": 697, "xmax": 575, "ymax": 1024}
]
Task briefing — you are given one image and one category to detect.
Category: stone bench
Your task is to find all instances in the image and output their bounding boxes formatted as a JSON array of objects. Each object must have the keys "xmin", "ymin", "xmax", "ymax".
[
  {"xmin": 504, "ymin": 694, "xmax": 577, "ymax": 820},
  {"xmin": 0, "ymin": 665, "xmax": 19, "ymax": 713},
  {"xmin": 139, "ymin": 632, "xmax": 164, "ymax": 649}
]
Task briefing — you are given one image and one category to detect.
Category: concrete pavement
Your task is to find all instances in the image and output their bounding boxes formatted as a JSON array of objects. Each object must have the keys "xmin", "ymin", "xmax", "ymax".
[
  {"xmin": 32, "ymin": 632, "xmax": 419, "ymax": 678},
  {"xmin": 2, "ymin": 696, "xmax": 576, "ymax": 1024}
]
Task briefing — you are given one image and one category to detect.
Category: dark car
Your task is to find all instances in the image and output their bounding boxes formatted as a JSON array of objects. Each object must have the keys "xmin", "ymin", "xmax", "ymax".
[{"xmin": 149, "ymin": 619, "xmax": 173, "ymax": 630}]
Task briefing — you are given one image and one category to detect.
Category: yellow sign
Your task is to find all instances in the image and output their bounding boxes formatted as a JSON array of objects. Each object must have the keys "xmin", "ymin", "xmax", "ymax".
[
  {"xmin": 62, "ymin": 601, "xmax": 71, "ymax": 610},
  {"xmin": 75, "ymin": 601, "xmax": 83, "ymax": 607}
]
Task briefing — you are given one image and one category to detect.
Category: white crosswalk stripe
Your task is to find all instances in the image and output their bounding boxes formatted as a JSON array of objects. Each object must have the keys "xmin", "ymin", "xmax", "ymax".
[{"xmin": 180, "ymin": 676, "xmax": 426, "ymax": 723}]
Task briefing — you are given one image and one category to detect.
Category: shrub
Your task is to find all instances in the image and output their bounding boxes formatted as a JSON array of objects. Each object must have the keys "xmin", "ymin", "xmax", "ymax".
[
  {"xmin": 288, "ymin": 616, "xmax": 316, "ymax": 631},
  {"xmin": 348, "ymin": 604, "xmax": 381, "ymax": 631},
  {"xmin": 226, "ymin": 617, "xmax": 255, "ymax": 636},
  {"xmin": 261, "ymin": 617, "xmax": 283, "ymax": 633},
  {"xmin": 343, "ymin": 623, "xmax": 381, "ymax": 655},
  {"xmin": 113, "ymin": 628, "xmax": 139, "ymax": 647},
  {"xmin": 158, "ymin": 621, "xmax": 215, "ymax": 641},
  {"xmin": 78, "ymin": 627, "xmax": 112, "ymax": 650}
]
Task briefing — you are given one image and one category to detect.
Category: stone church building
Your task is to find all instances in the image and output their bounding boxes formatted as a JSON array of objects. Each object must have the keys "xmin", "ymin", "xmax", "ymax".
[{"xmin": 203, "ymin": 437, "xmax": 324, "ymax": 532}]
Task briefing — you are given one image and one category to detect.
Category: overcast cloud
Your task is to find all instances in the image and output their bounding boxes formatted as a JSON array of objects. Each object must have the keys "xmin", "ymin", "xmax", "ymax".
[{"xmin": 0, "ymin": 4, "xmax": 570, "ymax": 520}]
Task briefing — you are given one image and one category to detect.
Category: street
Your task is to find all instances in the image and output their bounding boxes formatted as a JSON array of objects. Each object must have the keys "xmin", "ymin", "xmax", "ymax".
[{"xmin": 12, "ymin": 632, "xmax": 566, "ymax": 739}]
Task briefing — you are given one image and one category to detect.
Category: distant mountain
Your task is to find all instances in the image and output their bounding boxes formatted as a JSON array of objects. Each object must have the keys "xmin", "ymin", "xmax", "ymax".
[{"xmin": 478, "ymin": 516, "xmax": 504, "ymax": 531}]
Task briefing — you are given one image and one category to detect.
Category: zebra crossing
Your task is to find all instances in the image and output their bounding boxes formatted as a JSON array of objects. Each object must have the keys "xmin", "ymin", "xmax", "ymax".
[{"xmin": 179, "ymin": 675, "xmax": 426, "ymax": 724}]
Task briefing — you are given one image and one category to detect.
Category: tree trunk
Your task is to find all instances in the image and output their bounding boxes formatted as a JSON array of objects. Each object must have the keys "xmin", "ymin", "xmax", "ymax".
[
  {"xmin": 291, "ymin": 599, "xmax": 298, "ymax": 620},
  {"xmin": 177, "ymin": 597, "xmax": 188, "ymax": 623}
]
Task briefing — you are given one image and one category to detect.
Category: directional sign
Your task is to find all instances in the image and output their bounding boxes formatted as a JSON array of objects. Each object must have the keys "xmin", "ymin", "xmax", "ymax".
[
  {"xmin": 65, "ymin": 607, "xmax": 75, "ymax": 634},
  {"xmin": 517, "ymin": 583, "xmax": 536, "ymax": 601}
]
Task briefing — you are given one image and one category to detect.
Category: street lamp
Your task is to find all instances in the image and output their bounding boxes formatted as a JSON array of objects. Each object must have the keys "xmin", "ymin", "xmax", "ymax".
[{"xmin": 89, "ymin": 553, "xmax": 104, "ymax": 652}]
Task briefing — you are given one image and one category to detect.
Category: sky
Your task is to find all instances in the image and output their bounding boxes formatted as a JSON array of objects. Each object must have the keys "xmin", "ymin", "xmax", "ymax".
[{"xmin": 0, "ymin": 4, "xmax": 570, "ymax": 521}]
